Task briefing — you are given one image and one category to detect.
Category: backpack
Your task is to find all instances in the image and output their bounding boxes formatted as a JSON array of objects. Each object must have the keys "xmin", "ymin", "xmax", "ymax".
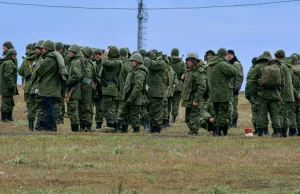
[{"xmin": 260, "ymin": 60, "xmax": 282, "ymax": 88}]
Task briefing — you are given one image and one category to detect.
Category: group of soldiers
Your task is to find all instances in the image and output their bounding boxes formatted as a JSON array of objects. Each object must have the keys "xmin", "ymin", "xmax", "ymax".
[{"xmin": 1, "ymin": 40, "xmax": 299, "ymax": 137}]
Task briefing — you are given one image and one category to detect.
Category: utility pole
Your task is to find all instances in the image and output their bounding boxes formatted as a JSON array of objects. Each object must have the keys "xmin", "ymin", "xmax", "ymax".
[{"xmin": 137, "ymin": 0, "xmax": 148, "ymax": 51}]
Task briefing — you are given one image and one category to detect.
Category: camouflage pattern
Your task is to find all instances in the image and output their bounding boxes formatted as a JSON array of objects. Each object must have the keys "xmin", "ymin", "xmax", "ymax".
[
  {"xmin": 67, "ymin": 100, "xmax": 79, "ymax": 124},
  {"xmin": 185, "ymin": 107, "xmax": 201, "ymax": 133},
  {"xmin": 149, "ymin": 97, "xmax": 164, "ymax": 127},
  {"xmin": 1, "ymin": 96, "xmax": 15, "ymax": 112}
]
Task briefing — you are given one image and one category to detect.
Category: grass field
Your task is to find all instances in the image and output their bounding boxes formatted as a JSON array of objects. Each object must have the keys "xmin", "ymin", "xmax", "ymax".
[{"xmin": 0, "ymin": 88, "xmax": 299, "ymax": 194}]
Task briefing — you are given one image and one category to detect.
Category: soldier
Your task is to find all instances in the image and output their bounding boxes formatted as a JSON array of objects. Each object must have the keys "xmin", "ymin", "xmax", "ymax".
[
  {"xmin": 199, "ymin": 98, "xmax": 215, "ymax": 133},
  {"xmin": 117, "ymin": 53, "xmax": 148, "ymax": 133},
  {"xmin": 0, "ymin": 49, "xmax": 18, "ymax": 122},
  {"xmin": 30, "ymin": 40, "xmax": 45, "ymax": 130},
  {"xmin": 169, "ymin": 48, "xmax": 186, "ymax": 123},
  {"xmin": 114, "ymin": 48, "xmax": 131, "ymax": 125},
  {"xmin": 290, "ymin": 54, "xmax": 300, "ymax": 136},
  {"xmin": 92, "ymin": 49, "xmax": 104, "ymax": 129},
  {"xmin": 24, "ymin": 44, "xmax": 33, "ymax": 56},
  {"xmin": 66, "ymin": 44, "xmax": 83, "ymax": 132},
  {"xmin": 181, "ymin": 53, "xmax": 207, "ymax": 135},
  {"xmin": 33, "ymin": 40, "xmax": 61, "ymax": 131},
  {"xmin": 18, "ymin": 45, "xmax": 37, "ymax": 130},
  {"xmin": 101, "ymin": 46, "xmax": 122, "ymax": 129},
  {"xmin": 275, "ymin": 50, "xmax": 295, "ymax": 137},
  {"xmin": 2, "ymin": 41, "xmax": 14, "ymax": 56},
  {"xmin": 227, "ymin": 50, "xmax": 244, "ymax": 128},
  {"xmin": 163, "ymin": 54, "xmax": 178, "ymax": 128},
  {"xmin": 147, "ymin": 51, "xmax": 168, "ymax": 133},
  {"xmin": 249, "ymin": 51, "xmax": 284, "ymax": 137},
  {"xmin": 207, "ymin": 48, "xmax": 237, "ymax": 136},
  {"xmin": 78, "ymin": 46, "xmax": 96, "ymax": 131},
  {"xmin": 203, "ymin": 50, "xmax": 216, "ymax": 66}
]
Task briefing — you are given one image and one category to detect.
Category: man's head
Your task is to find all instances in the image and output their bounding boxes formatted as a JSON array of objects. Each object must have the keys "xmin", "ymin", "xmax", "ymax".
[
  {"xmin": 68, "ymin": 44, "xmax": 81, "ymax": 57},
  {"xmin": 93, "ymin": 49, "xmax": 103, "ymax": 60},
  {"xmin": 81, "ymin": 46, "xmax": 93, "ymax": 59},
  {"xmin": 130, "ymin": 53, "xmax": 143, "ymax": 68},
  {"xmin": 217, "ymin": 48, "xmax": 228, "ymax": 58},
  {"xmin": 3, "ymin": 41, "xmax": 13, "ymax": 52},
  {"xmin": 186, "ymin": 52, "xmax": 199, "ymax": 69},
  {"xmin": 226, "ymin": 50, "xmax": 235, "ymax": 61},
  {"xmin": 204, "ymin": 50, "xmax": 216, "ymax": 61},
  {"xmin": 275, "ymin": 50, "xmax": 285, "ymax": 60},
  {"xmin": 41, "ymin": 40, "xmax": 55, "ymax": 55},
  {"xmin": 171, "ymin": 48, "xmax": 179, "ymax": 57},
  {"xmin": 7, "ymin": 49, "xmax": 17, "ymax": 59},
  {"xmin": 55, "ymin": 42, "xmax": 64, "ymax": 54},
  {"xmin": 119, "ymin": 48, "xmax": 129, "ymax": 59},
  {"xmin": 35, "ymin": 40, "xmax": 44, "ymax": 54},
  {"xmin": 26, "ymin": 44, "xmax": 33, "ymax": 53}
]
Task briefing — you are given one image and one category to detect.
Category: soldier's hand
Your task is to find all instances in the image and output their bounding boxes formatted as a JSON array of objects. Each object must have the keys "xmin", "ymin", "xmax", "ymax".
[
  {"xmin": 192, "ymin": 101, "xmax": 198, "ymax": 106},
  {"xmin": 298, "ymin": 94, "xmax": 300, "ymax": 100},
  {"xmin": 209, "ymin": 117, "xmax": 214, "ymax": 123},
  {"xmin": 181, "ymin": 74, "xmax": 185, "ymax": 80}
]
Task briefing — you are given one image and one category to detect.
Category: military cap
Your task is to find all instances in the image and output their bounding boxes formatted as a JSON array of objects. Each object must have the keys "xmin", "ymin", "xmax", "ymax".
[
  {"xmin": 148, "ymin": 51, "xmax": 156, "ymax": 59},
  {"xmin": 7, "ymin": 49, "xmax": 17, "ymax": 56},
  {"xmin": 227, "ymin": 50, "xmax": 235, "ymax": 56},
  {"xmin": 291, "ymin": 54, "xmax": 298, "ymax": 64},
  {"xmin": 262, "ymin": 51, "xmax": 272, "ymax": 58},
  {"xmin": 35, "ymin": 40, "xmax": 45, "ymax": 48},
  {"xmin": 108, "ymin": 46, "xmax": 120, "ymax": 58}
]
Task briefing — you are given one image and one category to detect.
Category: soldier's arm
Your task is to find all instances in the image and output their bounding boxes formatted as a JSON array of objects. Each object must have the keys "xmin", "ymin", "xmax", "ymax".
[
  {"xmin": 35, "ymin": 57, "xmax": 55, "ymax": 77},
  {"xmin": 149, "ymin": 60, "xmax": 166, "ymax": 71},
  {"xmin": 248, "ymin": 66, "xmax": 259, "ymax": 99},
  {"xmin": 66, "ymin": 62, "xmax": 82, "ymax": 87},
  {"xmin": 127, "ymin": 71, "xmax": 146, "ymax": 103},
  {"xmin": 102, "ymin": 59, "xmax": 120, "ymax": 70},
  {"xmin": 18, "ymin": 60, "xmax": 25, "ymax": 77},
  {"xmin": 233, "ymin": 62, "xmax": 244, "ymax": 91},
  {"xmin": 193, "ymin": 72, "xmax": 207, "ymax": 103},
  {"xmin": 4, "ymin": 62, "xmax": 15, "ymax": 89},
  {"xmin": 220, "ymin": 62, "xmax": 237, "ymax": 78}
]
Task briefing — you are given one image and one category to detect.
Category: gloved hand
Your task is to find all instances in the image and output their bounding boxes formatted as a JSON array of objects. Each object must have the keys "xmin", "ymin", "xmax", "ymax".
[{"xmin": 233, "ymin": 90, "xmax": 239, "ymax": 96}]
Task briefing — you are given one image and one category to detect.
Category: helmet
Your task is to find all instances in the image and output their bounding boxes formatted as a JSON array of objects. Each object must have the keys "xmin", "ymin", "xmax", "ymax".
[
  {"xmin": 130, "ymin": 53, "xmax": 143, "ymax": 63},
  {"xmin": 41, "ymin": 40, "xmax": 55, "ymax": 51},
  {"xmin": 26, "ymin": 44, "xmax": 33, "ymax": 50},
  {"xmin": 291, "ymin": 54, "xmax": 298, "ymax": 64},
  {"xmin": 171, "ymin": 48, "xmax": 179, "ymax": 57},
  {"xmin": 55, "ymin": 42, "xmax": 64, "ymax": 51},
  {"xmin": 93, "ymin": 48, "xmax": 103, "ymax": 55},
  {"xmin": 68, "ymin": 44, "xmax": 81, "ymax": 54},
  {"xmin": 186, "ymin": 52, "xmax": 199, "ymax": 61},
  {"xmin": 108, "ymin": 46, "xmax": 120, "ymax": 58},
  {"xmin": 139, "ymin": 49, "xmax": 147, "ymax": 56},
  {"xmin": 7, "ymin": 49, "xmax": 17, "ymax": 56},
  {"xmin": 35, "ymin": 40, "xmax": 45, "ymax": 48},
  {"xmin": 119, "ymin": 48, "xmax": 128, "ymax": 57},
  {"xmin": 125, "ymin": 47, "xmax": 131, "ymax": 56},
  {"xmin": 81, "ymin": 46, "xmax": 93, "ymax": 58},
  {"xmin": 217, "ymin": 48, "xmax": 227, "ymax": 57}
]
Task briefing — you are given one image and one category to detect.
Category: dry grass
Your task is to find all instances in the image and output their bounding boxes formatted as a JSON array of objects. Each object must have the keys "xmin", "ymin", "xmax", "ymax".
[{"xmin": 0, "ymin": 88, "xmax": 299, "ymax": 194}]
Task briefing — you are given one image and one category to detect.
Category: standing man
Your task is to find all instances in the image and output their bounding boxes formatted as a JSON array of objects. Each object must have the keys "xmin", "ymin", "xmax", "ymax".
[
  {"xmin": 118, "ymin": 53, "xmax": 148, "ymax": 133},
  {"xmin": 227, "ymin": 50, "xmax": 244, "ymax": 128},
  {"xmin": 207, "ymin": 48, "xmax": 237, "ymax": 136},
  {"xmin": 34, "ymin": 40, "xmax": 62, "ymax": 131},
  {"xmin": 0, "ymin": 49, "xmax": 18, "ymax": 122},
  {"xmin": 170, "ymin": 48, "xmax": 185, "ymax": 123},
  {"xmin": 181, "ymin": 53, "xmax": 207, "ymax": 135},
  {"xmin": 290, "ymin": 54, "xmax": 300, "ymax": 136}
]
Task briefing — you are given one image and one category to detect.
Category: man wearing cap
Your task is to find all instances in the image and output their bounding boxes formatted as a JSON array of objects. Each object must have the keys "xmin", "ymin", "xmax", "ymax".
[
  {"xmin": 207, "ymin": 48, "xmax": 237, "ymax": 136},
  {"xmin": 0, "ymin": 49, "xmax": 18, "ymax": 122},
  {"xmin": 34, "ymin": 40, "xmax": 62, "ymax": 131},
  {"xmin": 170, "ymin": 48, "xmax": 186, "ymax": 123},
  {"xmin": 227, "ymin": 50, "xmax": 244, "ymax": 128},
  {"xmin": 114, "ymin": 48, "xmax": 132, "ymax": 129},
  {"xmin": 117, "ymin": 53, "xmax": 148, "ymax": 133}
]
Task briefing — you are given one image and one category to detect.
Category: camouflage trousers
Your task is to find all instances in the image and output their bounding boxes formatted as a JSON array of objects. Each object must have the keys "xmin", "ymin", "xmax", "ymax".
[
  {"xmin": 185, "ymin": 106, "xmax": 201, "ymax": 132},
  {"xmin": 118, "ymin": 104, "xmax": 141, "ymax": 128},
  {"xmin": 79, "ymin": 85, "xmax": 93, "ymax": 126},
  {"xmin": 54, "ymin": 97, "xmax": 63, "ymax": 123},
  {"xmin": 250, "ymin": 101, "xmax": 269, "ymax": 129},
  {"xmin": 280, "ymin": 102, "xmax": 296, "ymax": 129},
  {"xmin": 213, "ymin": 102, "xmax": 231, "ymax": 129},
  {"xmin": 255, "ymin": 97, "xmax": 281, "ymax": 129},
  {"xmin": 26, "ymin": 94, "xmax": 36, "ymax": 121},
  {"xmin": 114, "ymin": 100, "xmax": 123, "ymax": 118},
  {"xmin": 232, "ymin": 95, "xmax": 239, "ymax": 119},
  {"xmin": 149, "ymin": 97, "xmax": 164, "ymax": 127},
  {"xmin": 102, "ymin": 95, "xmax": 115, "ymax": 125},
  {"xmin": 171, "ymin": 91, "xmax": 181, "ymax": 116},
  {"xmin": 67, "ymin": 99, "xmax": 79, "ymax": 125},
  {"xmin": 140, "ymin": 102, "xmax": 150, "ymax": 125},
  {"xmin": 163, "ymin": 97, "xmax": 172, "ymax": 120},
  {"xmin": 94, "ymin": 97, "xmax": 103, "ymax": 123},
  {"xmin": 294, "ymin": 101, "xmax": 300, "ymax": 128},
  {"xmin": 35, "ymin": 95, "xmax": 45, "ymax": 122},
  {"xmin": 1, "ymin": 96, "xmax": 15, "ymax": 113}
]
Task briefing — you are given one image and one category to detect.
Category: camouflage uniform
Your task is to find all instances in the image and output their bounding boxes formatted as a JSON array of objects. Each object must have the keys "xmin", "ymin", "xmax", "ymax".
[{"xmin": 291, "ymin": 54, "xmax": 300, "ymax": 136}]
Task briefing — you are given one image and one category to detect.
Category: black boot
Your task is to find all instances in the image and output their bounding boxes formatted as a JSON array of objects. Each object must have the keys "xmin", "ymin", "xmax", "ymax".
[
  {"xmin": 263, "ymin": 128, "xmax": 270, "ymax": 135},
  {"xmin": 29, "ymin": 120, "xmax": 34, "ymax": 131},
  {"xmin": 96, "ymin": 122, "xmax": 102, "ymax": 129},
  {"xmin": 212, "ymin": 125, "xmax": 218, "ymax": 136},
  {"xmin": 1, "ymin": 112, "xmax": 8, "ymax": 122},
  {"xmin": 162, "ymin": 119, "xmax": 168, "ymax": 129},
  {"xmin": 222, "ymin": 126, "xmax": 228, "ymax": 136},
  {"xmin": 156, "ymin": 126, "xmax": 161, "ymax": 133},
  {"xmin": 121, "ymin": 125, "xmax": 128, "ymax": 133},
  {"xmin": 230, "ymin": 118, "xmax": 237, "ymax": 128},
  {"xmin": 86, "ymin": 124, "xmax": 92, "ymax": 132},
  {"xmin": 272, "ymin": 128, "xmax": 280, "ymax": 138},
  {"xmin": 289, "ymin": 128, "xmax": 297, "ymax": 136},
  {"xmin": 298, "ymin": 128, "xmax": 300, "ymax": 136},
  {"xmin": 71, "ymin": 123, "xmax": 79, "ymax": 132},
  {"xmin": 257, "ymin": 128, "xmax": 264, "ymax": 137},
  {"xmin": 133, "ymin": 126, "xmax": 140, "ymax": 133},
  {"xmin": 171, "ymin": 115, "xmax": 176, "ymax": 123},
  {"xmin": 217, "ymin": 126, "xmax": 222, "ymax": 136},
  {"xmin": 7, "ymin": 112, "xmax": 13, "ymax": 122},
  {"xmin": 253, "ymin": 125, "xmax": 258, "ymax": 135},
  {"xmin": 281, "ymin": 128, "xmax": 288, "ymax": 138},
  {"xmin": 80, "ymin": 122, "xmax": 86, "ymax": 132}
]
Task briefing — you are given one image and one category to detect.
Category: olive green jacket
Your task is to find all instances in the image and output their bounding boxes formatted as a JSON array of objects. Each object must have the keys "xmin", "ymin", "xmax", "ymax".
[
  {"xmin": 147, "ymin": 54, "xmax": 168, "ymax": 98},
  {"xmin": 115, "ymin": 57, "xmax": 132, "ymax": 101},
  {"xmin": 170, "ymin": 56, "xmax": 186, "ymax": 92},
  {"xmin": 143, "ymin": 56, "xmax": 151, "ymax": 69},
  {"xmin": 35, "ymin": 51, "xmax": 62, "ymax": 98},
  {"xmin": 292, "ymin": 61, "xmax": 300, "ymax": 100},
  {"xmin": 181, "ymin": 63, "xmax": 207, "ymax": 108},
  {"xmin": 166, "ymin": 65, "xmax": 178, "ymax": 98},
  {"xmin": 18, "ymin": 51, "xmax": 36, "ymax": 94},
  {"xmin": 101, "ymin": 54, "xmax": 122, "ymax": 97},
  {"xmin": 0, "ymin": 57, "xmax": 18, "ymax": 96},
  {"xmin": 123, "ymin": 64, "xmax": 148, "ymax": 105},
  {"xmin": 207, "ymin": 55, "xmax": 237, "ymax": 103},
  {"xmin": 229, "ymin": 61, "xmax": 244, "ymax": 92},
  {"xmin": 30, "ymin": 54, "xmax": 44, "ymax": 94},
  {"xmin": 66, "ymin": 55, "xmax": 83, "ymax": 100},
  {"xmin": 280, "ymin": 58, "xmax": 295, "ymax": 102},
  {"xmin": 245, "ymin": 63, "xmax": 256, "ymax": 103}
]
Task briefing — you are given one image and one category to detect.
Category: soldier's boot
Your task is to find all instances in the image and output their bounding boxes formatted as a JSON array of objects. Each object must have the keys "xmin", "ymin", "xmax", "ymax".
[
  {"xmin": 257, "ymin": 128, "xmax": 264, "ymax": 137},
  {"xmin": 263, "ymin": 127, "xmax": 270, "ymax": 135},
  {"xmin": 1, "ymin": 112, "xmax": 8, "ymax": 122},
  {"xmin": 7, "ymin": 112, "xmax": 13, "ymax": 122},
  {"xmin": 289, "ymin": 128, "xmax": 297, "ymax": 136},
  {"xmin": 222, "ymin": 126, "xmax": 228, "ymax": 136},
  {"xmin": 86, "ymin": 124, "xmax": 92, "ymax": 132},
  {"xmin": 120, "ymin": 125, "xmax": 128, "ymax": 133},
  {"xmin": 271, "ymin": 128, "xmax": 281, "ymax": 138},
  {"xmin": 171, "ymin": 115, "xmax": 176, "ymax": 123},
  {"xmin": 80, "ymin": 123, "xmax": 86, "ymax": 132},
  {"xmin": 212, "ymin": 125, "xmax": 218, "ymax": 136},
  {"xmin": 156, "ymin": 126, "xmax": 161, "ymax": 133},
  {"xmin": 133, "ymin": 126, "xmax": 140, "ymax": 133},
  {"xmin": 253, "ymin": 125, "xmax": 258, "ymax": 135},
  {"xmin": 29, "ymin": 120, "xmax": 34, "ymax": 131},
  {"xmin": 281, "ymin": 128, "xmax": 288, "ymax": 138},
  {"xmin": 71, "ymin": 123, "xmax": 79, "ymax": 132},
  {"xmin": 162, "ymin": 119, "xmax": 170, "ymax": 129},
  {"xmin": 230, "ymin": 118, "xmax": 237, "ymax": 128},
  {"xmin": 96, "ymin": 122, "xmax": 103, "ymax": 129},
  {"xmin": 217, "ymin": 126, "xmax": 222, "ymax": 136},
  {"xmin": 298, "ymin": 128, "xmax": 300, "ymax": 136}
]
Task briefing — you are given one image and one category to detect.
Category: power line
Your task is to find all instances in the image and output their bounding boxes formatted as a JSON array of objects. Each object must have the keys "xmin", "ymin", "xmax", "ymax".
[{"xmin": 0, "ymin": 0, "xmax": 299, "ymax": 10}]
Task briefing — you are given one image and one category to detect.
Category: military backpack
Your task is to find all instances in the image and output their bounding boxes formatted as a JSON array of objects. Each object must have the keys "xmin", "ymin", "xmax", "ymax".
[{"xmin": 260, "ymin": 60, "xmax": 282, "ymax": 88}]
